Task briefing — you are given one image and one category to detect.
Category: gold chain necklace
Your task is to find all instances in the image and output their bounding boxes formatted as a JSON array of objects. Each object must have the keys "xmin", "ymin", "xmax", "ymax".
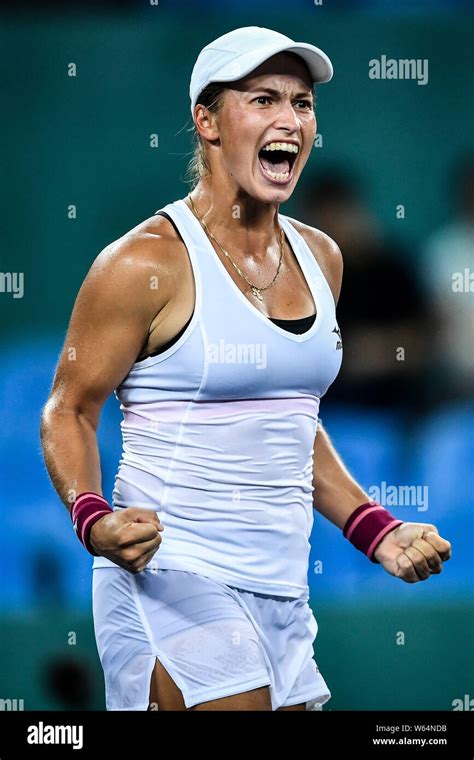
[{"xmin": 187, "ymin": 194, "xmax": 284, "ymax": 301}]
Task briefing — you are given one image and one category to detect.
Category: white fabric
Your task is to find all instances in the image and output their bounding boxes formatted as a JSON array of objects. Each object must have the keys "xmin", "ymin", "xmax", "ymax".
[
  {"xmin": 189, "ymin": 26, "xmax": 333, "ymax": 114},
  {"xmin": 92, "ymin": 197, "xmax": 343, "ymax": 601},
  {"xmin": 93, "ymin": 565, "xmax": 331, "ymax": 711}
]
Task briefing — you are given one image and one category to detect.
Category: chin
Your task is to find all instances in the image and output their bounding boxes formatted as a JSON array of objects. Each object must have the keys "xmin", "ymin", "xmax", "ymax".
[
  {"xmin": 242, "ymin": 179, "xmax": 297, "ymax": 205},
  {"xmin": 260, "ymin": 184, "xmax": 296, "ymax": 204}
]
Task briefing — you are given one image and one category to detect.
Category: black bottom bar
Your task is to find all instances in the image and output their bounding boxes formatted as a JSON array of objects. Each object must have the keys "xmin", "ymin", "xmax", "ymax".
[{"xmin": 0, "ymin": 710, "xmax": 472, "ymax": 757}]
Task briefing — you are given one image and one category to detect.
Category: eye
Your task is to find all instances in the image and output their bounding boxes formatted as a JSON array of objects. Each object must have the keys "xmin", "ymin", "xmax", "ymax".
[
  {"xmin": 294, "ymin": 99, "xmax": 313, "ymax": 110},
  {"xmin": 253, "ymin": 96, "xmax": 272, "ymax": 105}
]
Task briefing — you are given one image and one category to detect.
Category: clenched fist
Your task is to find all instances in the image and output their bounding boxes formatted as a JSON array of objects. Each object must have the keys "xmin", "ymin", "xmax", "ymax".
[
  {"xmin": 89, "ymin": 507, "xmax": 164, "ymax": 574},
  {"xmin": 374, "ymin": 522, "xmax": 452, "ymax": 583}
]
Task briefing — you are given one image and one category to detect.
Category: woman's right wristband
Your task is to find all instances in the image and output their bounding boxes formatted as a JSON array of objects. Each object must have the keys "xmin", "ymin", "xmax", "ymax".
[{"xmin": 71, "ymin": 492, "xmax": 114, "ymax": 556}]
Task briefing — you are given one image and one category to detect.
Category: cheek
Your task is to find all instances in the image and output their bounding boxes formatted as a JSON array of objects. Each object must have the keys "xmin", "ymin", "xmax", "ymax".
[
  {"xmin": 307, "ymin": 113, "xmax": 317, "ymax": 136},
  {"xmin": 221, "ymin": 109, "xmax": 269, "ymax": 159},
  {"xmin": 302, "ymin": 116, "xmax": 317, "ymax": 157},
  {"xmin": 220, "ymin": 115, "xmax": 242, "ymax": 151},
  {"xmin": 221, "ymin": 115, "xmax": 261, "ymax": 166}
]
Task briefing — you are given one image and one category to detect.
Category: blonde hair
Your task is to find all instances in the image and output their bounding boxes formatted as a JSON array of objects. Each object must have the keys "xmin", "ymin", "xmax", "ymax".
[{"xmin": 185, "ymin": 83, "xmax": 227, "ymax": 189}]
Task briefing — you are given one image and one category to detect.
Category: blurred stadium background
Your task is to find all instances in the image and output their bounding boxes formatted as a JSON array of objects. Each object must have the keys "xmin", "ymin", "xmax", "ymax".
[{"xmin": 0, "ymin": 0, "xmax": 472, "ymax": 710}]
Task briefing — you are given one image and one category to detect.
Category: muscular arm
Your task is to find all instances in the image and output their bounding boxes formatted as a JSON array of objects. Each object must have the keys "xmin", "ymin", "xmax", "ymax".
[
  {"xmin": 40, "ymin": 230, "xmax": 173, "ymax": 507},
  {"xmin": 299, "ymin": 223, "xmax": 451, "ymax": 581},
  {"xmin": 39, "ymin": 221, "xmax": 183, "ymax": 571}
]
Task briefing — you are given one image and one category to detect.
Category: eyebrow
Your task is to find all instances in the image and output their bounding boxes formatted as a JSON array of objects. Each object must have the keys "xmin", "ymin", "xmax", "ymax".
[{"xmin": 248, "ymin": 86, "xmax": 313, "ymax": 99}]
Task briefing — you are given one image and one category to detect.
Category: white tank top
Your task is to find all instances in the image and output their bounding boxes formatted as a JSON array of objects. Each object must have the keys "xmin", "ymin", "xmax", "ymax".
[{"xmin": 93, "ymin": 197, "xmax": 343, "ymax": 600}]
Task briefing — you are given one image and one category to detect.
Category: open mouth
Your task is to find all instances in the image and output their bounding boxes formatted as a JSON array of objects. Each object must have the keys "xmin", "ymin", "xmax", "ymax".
[{"xmin": 257, "ymin": 141, "xmax": 299, "ymax": 184}]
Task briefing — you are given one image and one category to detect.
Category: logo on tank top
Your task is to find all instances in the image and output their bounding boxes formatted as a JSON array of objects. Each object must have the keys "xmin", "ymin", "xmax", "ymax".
[{"xmin": 332, "ymin": 325, "xmax": 342, "ymax": 350}]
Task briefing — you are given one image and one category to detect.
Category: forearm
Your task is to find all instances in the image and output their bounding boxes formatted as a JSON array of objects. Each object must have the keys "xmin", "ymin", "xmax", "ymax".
[
  {"xmin": 312, "ymin": 422, "xmax": 370, "ymax": 530},
  {"xmin": 40, "ymin": 401, "xmax": 103, "ymax": 510}
]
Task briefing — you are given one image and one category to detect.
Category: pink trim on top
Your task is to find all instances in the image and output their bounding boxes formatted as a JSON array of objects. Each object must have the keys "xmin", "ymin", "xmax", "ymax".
[
  {"xmin": 72, "ymin": 491, "xmax": 108, "ymax": 515},
  {"xmin": 345, "ymin": 506, "xmax": 384, "ymax": 541}
]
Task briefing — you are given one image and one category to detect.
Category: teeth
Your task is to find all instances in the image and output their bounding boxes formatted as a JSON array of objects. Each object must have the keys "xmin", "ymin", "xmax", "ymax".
[
  {"xmin": 261, "ymin": 142, "xmax": 299, "ymax": 154},
  {"xmin": 261, "ymin": 166, "xmax": 291, "ymax": 180}
]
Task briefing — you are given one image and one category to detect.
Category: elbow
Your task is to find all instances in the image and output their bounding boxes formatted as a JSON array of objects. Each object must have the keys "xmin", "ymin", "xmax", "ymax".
[
  {"xmin": 40, "ymin": 398, "xmax": 52, "ymax": 434},
  {"xmin": 40, "ymin": 396, "xmax": 57, "ymax": 446},
  {"xmin": 40, "ymin": 395, "xmax": 100, "ymax": 437}
]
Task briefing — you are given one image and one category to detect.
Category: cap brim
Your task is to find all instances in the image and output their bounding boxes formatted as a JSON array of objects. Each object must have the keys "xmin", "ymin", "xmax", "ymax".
[{"xmin": 211, "ymin": 40, "xmax": 333, "ymax": 86}]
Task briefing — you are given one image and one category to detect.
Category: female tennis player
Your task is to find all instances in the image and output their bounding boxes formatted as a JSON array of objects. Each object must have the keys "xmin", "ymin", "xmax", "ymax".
[{"xmin": 40, "ymin": 26, "xmax": 451, "ymax": 711}]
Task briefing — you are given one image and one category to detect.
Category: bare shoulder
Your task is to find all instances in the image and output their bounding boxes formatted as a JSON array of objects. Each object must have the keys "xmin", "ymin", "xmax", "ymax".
[
  {"xmin": 286, "ymin": 217, "xmax": 343, "ymax": 305},
  {"xmin": 83, "ymin": 213, "xmax": 188, "ymax": 308},
  {"xmin": 92, "ymin": 213, "xmax": 186, "ymax": 280}
]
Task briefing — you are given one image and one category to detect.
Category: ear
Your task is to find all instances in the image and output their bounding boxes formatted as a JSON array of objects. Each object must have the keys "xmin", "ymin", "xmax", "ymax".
[{"xmin": 194, "ymin": 104, "xmax": 220, "ymax": 142}]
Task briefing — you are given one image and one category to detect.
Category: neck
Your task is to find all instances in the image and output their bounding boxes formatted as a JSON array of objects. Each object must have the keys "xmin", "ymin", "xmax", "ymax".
[{"xmin": 189, "ymin": 175, "xmax": 281, "ymax": 258}]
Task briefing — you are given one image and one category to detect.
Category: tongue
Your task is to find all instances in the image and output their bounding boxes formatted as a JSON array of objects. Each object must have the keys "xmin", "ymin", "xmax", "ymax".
[{"xmin": 260, "ymin": 155, "xmax": 290, "ymax": 174}]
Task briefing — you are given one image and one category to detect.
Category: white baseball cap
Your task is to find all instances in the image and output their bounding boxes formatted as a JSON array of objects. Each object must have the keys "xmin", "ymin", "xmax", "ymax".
[{"xmin": 189, "ymin": 26, "xmax": 333, "ymax": 116}]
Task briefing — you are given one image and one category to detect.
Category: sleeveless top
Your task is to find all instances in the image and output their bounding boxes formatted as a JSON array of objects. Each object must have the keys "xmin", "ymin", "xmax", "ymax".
[{"xmin": 92, "ymin": 197, "xmax": 343, "ymax": 600}]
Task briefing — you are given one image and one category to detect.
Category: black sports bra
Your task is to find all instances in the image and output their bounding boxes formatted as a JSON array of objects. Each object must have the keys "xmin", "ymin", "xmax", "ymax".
[{"xmin": 136, "ymin": 211, "xmax": 316, "ymax": 362}]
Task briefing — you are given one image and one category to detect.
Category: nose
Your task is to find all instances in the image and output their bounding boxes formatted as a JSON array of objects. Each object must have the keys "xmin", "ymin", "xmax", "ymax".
[{"xmin": 273, "ymin": 98, "xmax": 301, "ymax": 134}]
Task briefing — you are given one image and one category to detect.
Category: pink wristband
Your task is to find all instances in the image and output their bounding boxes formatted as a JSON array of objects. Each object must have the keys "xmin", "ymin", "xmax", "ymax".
[
  {"xmin": 71, "ymin": 492, "xmax": 113, "ymax": 556},
  {"xmin": 343, "ymin": 501, "xmax": 403, "ymax": 562}
]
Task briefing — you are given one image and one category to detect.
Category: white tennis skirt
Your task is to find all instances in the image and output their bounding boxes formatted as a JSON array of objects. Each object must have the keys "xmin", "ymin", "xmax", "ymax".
[{"xmin": 92, "ymin": 561, "xmax": 331, "ymax": 711}]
